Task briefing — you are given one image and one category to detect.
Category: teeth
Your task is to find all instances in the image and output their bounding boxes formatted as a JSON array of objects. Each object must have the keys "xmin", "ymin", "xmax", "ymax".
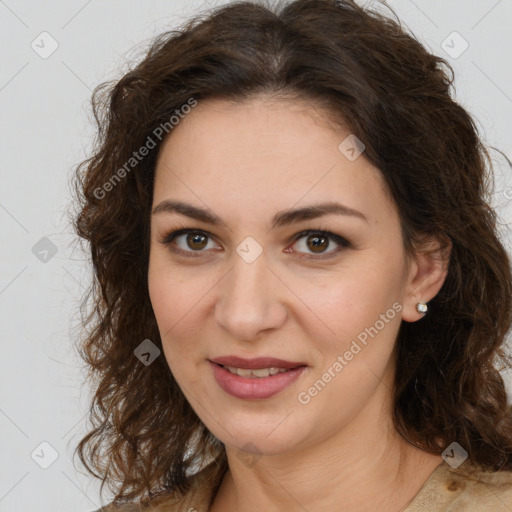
[
  {"xmin": 236, "ymin": 367, "xmax": 253, "ymax": 377},
  {"xmin": 224, "ymin": 365, "xmax": 291, "ymax": 378}
]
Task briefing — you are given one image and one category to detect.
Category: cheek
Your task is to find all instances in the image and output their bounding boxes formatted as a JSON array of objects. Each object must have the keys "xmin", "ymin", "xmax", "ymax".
[
  {"xmin": 148, "ymin": 258, "xmax": 187, "ymax": 349},
  {"xmin": 148, "ymin": 257, "xmax": 208, "ymax": 375},
  {"xmin": 305, "ymin": 261, "xmax": 403, "ymax": 356},
  {"xmin": 308, "ymin": 264, "xmax": 397, "ymax": 319},
  {"xmin": 148, "ymin": 275, "xmax": 192, "ymax": 384},
  {"xmin": 148, "ymin": 250, "xmax": 193, "ymax": 327},
  {"xmin": 148, "ymin": 264, "xmax": 174, "ymax": 329}
]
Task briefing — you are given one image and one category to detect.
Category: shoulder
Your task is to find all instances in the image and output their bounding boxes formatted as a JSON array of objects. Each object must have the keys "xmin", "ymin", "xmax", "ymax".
[
  {"xmin": 447, "ymin": 463, "xmax": 512, "ymax": 508},
  {"xmin": 90, "ymin": 460, "xmax": 226, "ymax": 512},
  {"xmin": 407, "ymin": 461, "xmax": 512, "ymax": 511}
]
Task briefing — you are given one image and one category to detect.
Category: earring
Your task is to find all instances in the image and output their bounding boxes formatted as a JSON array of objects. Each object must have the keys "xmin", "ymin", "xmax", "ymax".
[{"xmin": 416, "ymin": 302, "xmax": 428, "ymax": 314}]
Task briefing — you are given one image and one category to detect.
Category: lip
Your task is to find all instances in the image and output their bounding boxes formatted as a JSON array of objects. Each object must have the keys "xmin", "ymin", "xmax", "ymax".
[
  {"xmin": 209, "ymin": 360, "xmax": 307, "ymax": 400},
  {"xmin": 209, "ymin": 356, "xmax": 307, "ymax": 370}
]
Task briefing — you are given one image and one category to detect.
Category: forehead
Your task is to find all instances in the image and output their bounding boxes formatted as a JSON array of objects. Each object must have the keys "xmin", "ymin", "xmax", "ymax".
[{"xmin": 153, "ymin": 97, "xmax": 396, "ymax": 226}]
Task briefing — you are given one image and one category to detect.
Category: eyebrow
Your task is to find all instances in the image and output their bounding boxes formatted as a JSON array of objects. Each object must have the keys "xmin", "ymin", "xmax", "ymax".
[{"xmin": 152, "ymin": 199, "xmax": 369, "ymax": 229}]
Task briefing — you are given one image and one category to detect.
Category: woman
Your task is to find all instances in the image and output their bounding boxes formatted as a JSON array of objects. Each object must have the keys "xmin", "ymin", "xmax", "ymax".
[{"xmin": 73, "ymin": 0, "xmax": 512, "ymax": 510}]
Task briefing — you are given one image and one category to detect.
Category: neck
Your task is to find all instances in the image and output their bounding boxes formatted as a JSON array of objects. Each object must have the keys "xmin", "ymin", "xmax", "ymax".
[
  {"xmin": 217, "ymin": 442, "xmax": 442, "ymax": 512},
  {"xmin": 211, "ymin": 371, "xmax": 443, "ymax": 512}
]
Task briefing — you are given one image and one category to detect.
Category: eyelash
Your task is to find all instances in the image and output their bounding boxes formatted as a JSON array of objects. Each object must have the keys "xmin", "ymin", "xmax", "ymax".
[{"xmin": 159, "ymin": 225, "xmax": 351, "ymax": 260}]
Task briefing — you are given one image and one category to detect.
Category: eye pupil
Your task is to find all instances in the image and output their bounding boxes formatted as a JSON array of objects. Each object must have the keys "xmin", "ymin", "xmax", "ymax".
[
  {"xmin": 188, "ymin": 233, "xmax": 207, "ymax": 250},
  {"xmin": 307, "ymin": 234, "xmax": 329, "ymax": 253}
]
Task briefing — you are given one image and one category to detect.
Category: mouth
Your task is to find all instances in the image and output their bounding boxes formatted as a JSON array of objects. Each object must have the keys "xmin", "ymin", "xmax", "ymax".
[
  {"xmin": 210, "ymin": 355, "xmax": 307, "ymax": 370},
  {"xmin": 213, "ymin": 362, "xmax": 304, "ymax": 379},
  {"xmin": 208, "ymin": 358, "xmax": 308, "ymax": 400}
]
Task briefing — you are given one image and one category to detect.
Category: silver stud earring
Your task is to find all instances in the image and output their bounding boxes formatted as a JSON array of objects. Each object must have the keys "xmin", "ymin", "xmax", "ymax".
[{"xmin": 416, "ymin": 302, "xmax": 428, "ymax": 314}]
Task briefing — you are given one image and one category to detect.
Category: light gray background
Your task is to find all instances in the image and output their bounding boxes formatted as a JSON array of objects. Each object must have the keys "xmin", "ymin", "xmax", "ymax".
[{"xmin": 1, "ymin": 1, "xmax": 511, "ymax": 510}]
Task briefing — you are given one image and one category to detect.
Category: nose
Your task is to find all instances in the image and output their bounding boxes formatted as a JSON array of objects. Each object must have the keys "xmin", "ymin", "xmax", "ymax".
[{"xmin": 214, "ymin": 251, "xmax": 287, "ymax": 341}]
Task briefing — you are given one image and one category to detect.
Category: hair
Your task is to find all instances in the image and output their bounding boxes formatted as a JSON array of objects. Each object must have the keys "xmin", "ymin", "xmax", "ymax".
[{"xmin": 72, "ymin": 0, "xmax": 512, "ymax": 506}]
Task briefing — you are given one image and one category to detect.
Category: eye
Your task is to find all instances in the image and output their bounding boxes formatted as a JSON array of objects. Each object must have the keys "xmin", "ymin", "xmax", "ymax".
[
  {"xmin": 288, "ymin": 230, "xmax": 350, "ymax": 259},
  {"xmin": 160, "ymin": 228, "xmax": 220, "ymax": 258},
  {"xmin": 159, "ymin": 227, "xmax": 351, "ymax": 259}
]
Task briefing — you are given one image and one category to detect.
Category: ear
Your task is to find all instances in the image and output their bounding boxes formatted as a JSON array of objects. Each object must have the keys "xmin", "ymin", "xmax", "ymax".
[{"xmin": 401, "ymin": 234, "xmax": 452, "ymax": 322}]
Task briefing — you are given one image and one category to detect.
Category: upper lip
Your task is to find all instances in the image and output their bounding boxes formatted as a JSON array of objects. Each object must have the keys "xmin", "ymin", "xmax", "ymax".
[{"xmin": 210, "ymin": 356, "xmax": 307, "ymax": 369}]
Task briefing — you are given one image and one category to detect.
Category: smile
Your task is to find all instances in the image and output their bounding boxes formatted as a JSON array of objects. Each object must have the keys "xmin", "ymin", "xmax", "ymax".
[
  {"xmin": 221, "ymin": 365, "xmax": 294, "ymax": 378},
  {"xmin": 209, "ymin": 361, "xmax": 307, "ymax": 399}
]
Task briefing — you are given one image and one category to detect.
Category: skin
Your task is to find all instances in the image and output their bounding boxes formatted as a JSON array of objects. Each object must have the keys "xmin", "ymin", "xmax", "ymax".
[{"xmin": 148, "ymin": 96, "xmax": 452, "ymax": 512}]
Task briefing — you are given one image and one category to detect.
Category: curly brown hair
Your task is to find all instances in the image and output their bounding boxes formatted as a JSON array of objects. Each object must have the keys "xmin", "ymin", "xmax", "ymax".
[{"xmin": 72, "ymin": 0, "xmax": 512, "ymax": 506}]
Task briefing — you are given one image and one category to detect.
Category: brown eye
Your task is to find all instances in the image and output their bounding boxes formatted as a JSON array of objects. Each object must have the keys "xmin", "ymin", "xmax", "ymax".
[
  {"xmin": 290, "ymin": 230, "xmax": 350, "ymax": 258},
  {"xmin": 185, "ymin": 232, "xmax": 208, "ymax": 250},
  {"xmin": 306, "ymin": 233, "xmax": 329, "ymax": 253},
  {"xmin": 161, "ymin": 228, "xmax": 219, "ymax": 257}
]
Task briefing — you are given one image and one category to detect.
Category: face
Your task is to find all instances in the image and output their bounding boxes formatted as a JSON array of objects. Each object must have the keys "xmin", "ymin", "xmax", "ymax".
[{"xmin": 148, "ymin": 96, "xmax": 415, "ymax": 456}]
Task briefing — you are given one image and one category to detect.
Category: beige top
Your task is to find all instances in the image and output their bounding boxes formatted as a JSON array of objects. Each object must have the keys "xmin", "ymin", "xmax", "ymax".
[{"xmin": 95, "ymin": 459, "xmax": 512, "ymax": 511}]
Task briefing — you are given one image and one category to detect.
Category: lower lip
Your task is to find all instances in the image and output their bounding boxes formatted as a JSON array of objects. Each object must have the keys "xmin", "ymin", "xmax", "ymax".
[{"xmin": 209, "ymin": 361, "xmax": 307, "ymax": 400}]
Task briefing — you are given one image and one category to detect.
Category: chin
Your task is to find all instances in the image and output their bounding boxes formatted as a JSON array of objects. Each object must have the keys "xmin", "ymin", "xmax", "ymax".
[{"xmin": 212, "ymin": 416, "xmax": 307, "ymax": 456}]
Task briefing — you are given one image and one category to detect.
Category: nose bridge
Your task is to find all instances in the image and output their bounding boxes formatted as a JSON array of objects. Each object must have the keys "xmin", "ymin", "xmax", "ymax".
[{"xmin": 214, "ymin": 247, "xmax": 286, "ymax": 339}]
